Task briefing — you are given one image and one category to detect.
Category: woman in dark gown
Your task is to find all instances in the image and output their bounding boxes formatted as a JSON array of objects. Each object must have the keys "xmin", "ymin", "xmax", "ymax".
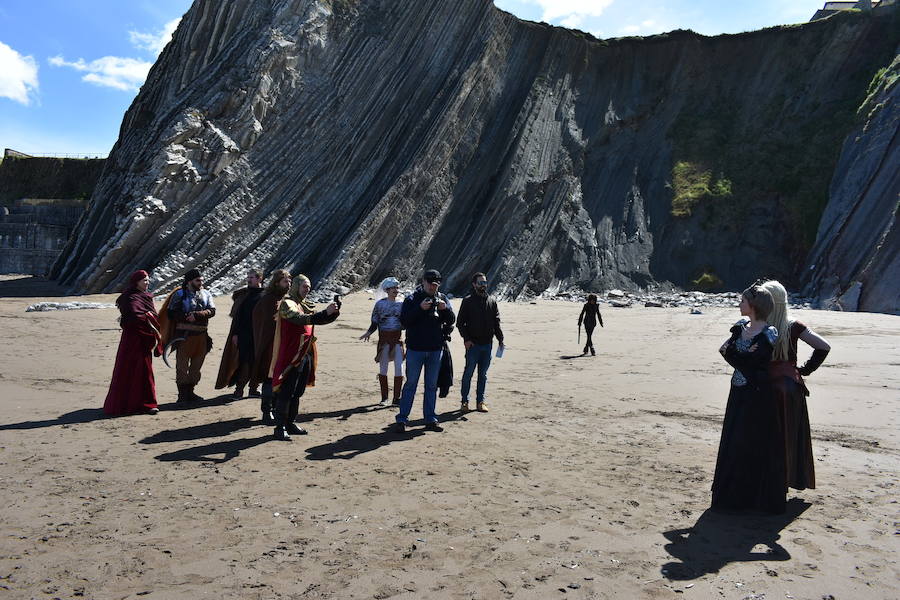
[
  {"xmin": 711, "ymin": 285, "xmax": 786, "ymax": 514},
  {"xmin": 103, "ymin": 270, "xmax": 162, "ymax": 416},
  {"xmin": 578, "ymin": 294, "xmax": 604, "ymax": 356},
  {"xmin": 761, "ymin": 280, "xmax": 830, "ymax": 492}
]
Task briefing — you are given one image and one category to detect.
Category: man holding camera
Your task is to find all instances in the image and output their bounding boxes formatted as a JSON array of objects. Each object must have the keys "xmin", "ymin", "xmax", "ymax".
[
  {"xmin": 456, "ymin": 272, "xmax": 504, "ymax": 413},
  {"xmin": 394, "ymin": 268, "xmax": 455, "ymax": 433},
  {"xmin": 270, "ymin": 274, "xmax": 340, "ymax": 441}
]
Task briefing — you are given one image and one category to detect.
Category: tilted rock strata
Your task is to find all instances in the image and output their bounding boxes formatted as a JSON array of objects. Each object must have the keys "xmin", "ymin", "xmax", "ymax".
[
  {"xmin": 802, "ymin": 52, "xmax": 900, "ymax": 314},
  {"xmin": 52, "ymin": 0, "xmax": 900, "ymax": 303}
]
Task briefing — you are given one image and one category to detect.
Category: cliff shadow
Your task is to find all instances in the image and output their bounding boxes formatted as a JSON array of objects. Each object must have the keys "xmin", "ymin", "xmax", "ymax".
[
  {"xmin": 0, "ymin": 275, "xmax": 70, "ymax": 298},
  {"xmin": 0, "ymin": 407, "xmax": 107, "ymax": 430},
  {"xmin": 660, "ymin": 499, "xmax": 811, "ymax": 580}
]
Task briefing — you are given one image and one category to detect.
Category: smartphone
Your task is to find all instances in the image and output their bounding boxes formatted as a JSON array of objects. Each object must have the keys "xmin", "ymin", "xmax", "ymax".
[{"xmin": 333, "ymin": 294, "xmax": 342, "ymax": 308}]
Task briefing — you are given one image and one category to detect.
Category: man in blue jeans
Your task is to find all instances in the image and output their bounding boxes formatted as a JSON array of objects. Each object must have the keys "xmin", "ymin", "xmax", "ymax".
[
  {"xmin": 395, "ymin": 269, "xmax": 455, "ymax": 433},
  {"xmin": 456, "ymin": 272, "xmax": 504, "ymax": 413}
]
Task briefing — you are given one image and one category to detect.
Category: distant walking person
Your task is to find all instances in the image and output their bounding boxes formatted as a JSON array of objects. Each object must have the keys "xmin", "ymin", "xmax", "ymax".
[
  {"xmin": 216, "ymin": 268, "xmax": 264, "ymax": 399},
  {"xmin": 394, "ymin": 269, "xmax": 455, "ymax": 433},
  {"xmin": 270, "ymin": 274, "xmax": 340, "ymax": 441},
  {"xmin": 578, "ymin": 294, "xmax": 603, "ymax": 356},
  {"xmin": 360, "ymin": 277, "xmax": 405, "ymax": 407},
  {"xmin": 103, "ymin": 270, "xmax": 162, "ymax": 416},
  {"xmin": 761, "ymin": 280, "xmax": 830, "ymax": 492},
  {"xmin": 159, "ymin": 268, "xmax": 216, "ymax": 403},
  {"xmin": 251, "ymin": 269, "xmax": 291, "ymax": 423},
  {"xmin": 456, "ymin": 272, "xmax": 504, "ymax": 413},
  {"xmin": 712, "ymin": 284, "xmax": 786, "ymax": 514}
]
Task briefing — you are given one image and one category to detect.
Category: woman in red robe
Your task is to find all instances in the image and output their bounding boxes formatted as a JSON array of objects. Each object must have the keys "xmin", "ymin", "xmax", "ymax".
[{"xmin": 103, "ymin": 270, "xmax": 163, "ymax": 416}]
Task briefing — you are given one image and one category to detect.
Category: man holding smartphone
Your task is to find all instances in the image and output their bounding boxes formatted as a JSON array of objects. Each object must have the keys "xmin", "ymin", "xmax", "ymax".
[{"xmin": 394, "ymin": 268, "xmax": 455, "ymax": 433}]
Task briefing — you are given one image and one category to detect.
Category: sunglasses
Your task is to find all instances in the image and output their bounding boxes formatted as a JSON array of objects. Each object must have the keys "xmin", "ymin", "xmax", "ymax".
[{"xmin": 475, "ymin": 280, "xmax": 488, "ymax": 285}]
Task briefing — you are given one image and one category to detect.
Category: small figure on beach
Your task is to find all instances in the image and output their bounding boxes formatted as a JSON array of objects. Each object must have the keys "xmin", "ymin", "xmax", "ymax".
[
  {"xmin": 578, "ymin": 294, "xmax": 604, "ymax": 356},
  {"xmin": 711, "ymin": 284, "xmax": 786, "ymax": 514},
  {"xmin": 360, "ymin": 277, "xmax": 405, "ymax": 407},
  {"xmin": 215, "ymin": 268, "xmax": 264, "ymax": 399},
  {"xmin": 456, "ymin": 272, "xmax": 504, "ymax": 413},
  {"xmin": 760, "ymin": 280, "xmax": 830, "ymax": 492},
  {"xmin": 159, "ymin": 268, "xmax": 216, "ymax": 403},
  {"xmin": 103, "ymin": 270, "xmax": 162, "ymax": 416},
  {"xmin": 270, "ymin": 274, "xmax": 340, "ymax": 441},
  {"xmin": 251, "ymin": 269, "xmax": 291, "ymax": 424},
  {"xmin": 394, "ymin": 269, "xmax": 455, "ymax": 433}
]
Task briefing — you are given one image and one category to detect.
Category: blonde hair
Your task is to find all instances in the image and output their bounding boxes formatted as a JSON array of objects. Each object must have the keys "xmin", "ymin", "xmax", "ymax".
[{"xmin": 760, "ymin": 280, "xmax": 790, "ymax": 361}]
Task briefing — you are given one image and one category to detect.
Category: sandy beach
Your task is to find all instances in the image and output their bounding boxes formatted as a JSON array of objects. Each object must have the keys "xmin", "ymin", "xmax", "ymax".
[{"xmin": 0, "ymin": 278, "xmax": 898, "ymax": 599}]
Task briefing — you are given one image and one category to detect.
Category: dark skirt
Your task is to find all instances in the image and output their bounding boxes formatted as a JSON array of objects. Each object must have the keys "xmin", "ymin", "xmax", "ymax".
[
  {"xmin": 771, "ymin": 364, "xmax": 816, "ymax": 490},
  {"xmin": 711, "ymin": 383, "xmax": 786, "ymax": 513}
]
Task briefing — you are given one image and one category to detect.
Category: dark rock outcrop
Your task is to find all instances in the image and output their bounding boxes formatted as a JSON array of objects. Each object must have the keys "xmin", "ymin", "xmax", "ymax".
[
  {"xmin": 801, "ymin": 51, "xmax": 899, "ymax": 314},
  {"xmin": 50, "ymin": 0, "xmax": 900, "ymax": 301}
]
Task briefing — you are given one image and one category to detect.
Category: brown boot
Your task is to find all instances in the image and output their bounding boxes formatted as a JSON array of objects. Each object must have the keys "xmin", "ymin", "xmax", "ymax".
[
  {"xmin": 393, "ymin": 376, "xmax": 404, "ymax": 405},
  {"xmin": 378, "ymin": 375, "xmax": 390, "ymax": 406}
]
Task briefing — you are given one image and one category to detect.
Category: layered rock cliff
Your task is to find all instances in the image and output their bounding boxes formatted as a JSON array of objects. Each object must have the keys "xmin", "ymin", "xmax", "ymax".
[
  {"xmin": 801, "ymin": 51, "xmax": 899, "ymax": 314},
  {"xmin": 50, "ymin": 0, "xmax": 900, "ymax": 302}
]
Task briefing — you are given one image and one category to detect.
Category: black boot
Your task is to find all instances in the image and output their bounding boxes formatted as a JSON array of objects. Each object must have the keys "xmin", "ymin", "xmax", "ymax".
[
  {"xmin": 273, "ymin": 391, "xmax": 292, "ymax": 441},
  {"xmin": 260, "ymin": 396, "xmax": 274, "ymax": 425},
  {"xmin": 285, "ymin": 396, "xmax": 307, "ymax": 435},
  {"xmin": 176, "ymin": 384, "xmax": 195, "ymax": 403},
  {"xmin": 188, "ymin": 386, "xmax": 204, "ymax": 402}
]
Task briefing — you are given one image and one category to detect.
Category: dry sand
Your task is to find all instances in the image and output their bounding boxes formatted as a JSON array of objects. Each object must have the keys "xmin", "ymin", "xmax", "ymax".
[{"xmin": 0, "ymin": 277, "xmax": 898, "ymax": 599}]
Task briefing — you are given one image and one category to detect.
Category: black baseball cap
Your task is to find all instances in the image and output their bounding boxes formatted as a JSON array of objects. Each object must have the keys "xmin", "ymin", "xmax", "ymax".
[{"xmin": 423, "ymin": 269, "xmax": 442, "ymax": 282}]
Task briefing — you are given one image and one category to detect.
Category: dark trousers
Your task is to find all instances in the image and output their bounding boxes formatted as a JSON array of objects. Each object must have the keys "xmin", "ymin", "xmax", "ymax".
[
  {"xmin": 583, "ymin": 324, "xmax": 596, "ymax": 352},
  {"xmin": 275, "ymin": 355, "xmax": 311, "ymax": 425}
]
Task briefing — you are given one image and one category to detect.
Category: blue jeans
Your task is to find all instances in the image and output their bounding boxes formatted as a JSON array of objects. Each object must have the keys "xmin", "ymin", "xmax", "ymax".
[
  {"xmin": 397, "ymin": 349, "xmax": 442, "ymax": 424},
  {"xmin": 460, "ymin": 343, "xmax": 492, "ymax": 403}
]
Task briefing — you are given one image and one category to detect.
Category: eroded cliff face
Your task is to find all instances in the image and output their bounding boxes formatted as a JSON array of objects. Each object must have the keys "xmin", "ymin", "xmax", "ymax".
[
  {"xmin": 801, "ymin": 51, "xmax": 899, "ymax": 314},
  {"xmin": 51, "ymin": 0, "xmax": 899, "ymax": 300}
]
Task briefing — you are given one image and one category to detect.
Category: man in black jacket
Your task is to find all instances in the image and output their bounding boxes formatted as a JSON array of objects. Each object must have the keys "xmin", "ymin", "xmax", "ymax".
[
  {"xmin": 394, "ymin": 268, "xmax": 455, "ymax": 433},
  {"xmin": 456, "ymin": 272, "xmax": 504, "ymax": 413}
]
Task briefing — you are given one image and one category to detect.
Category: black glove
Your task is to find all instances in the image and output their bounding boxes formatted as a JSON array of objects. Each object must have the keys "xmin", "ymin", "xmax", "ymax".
[{"xmin": 798, "ymin": 348, "xmax": 829, "ymax": 377}]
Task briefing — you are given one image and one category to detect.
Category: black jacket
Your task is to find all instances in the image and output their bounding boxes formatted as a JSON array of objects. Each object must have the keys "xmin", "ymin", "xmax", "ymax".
[
  {"xmin": 457, "ymin": 293, "xmax": 503, "ymax": 345},
  {"xmin": 400, "ymin": 288, "xmax": 456, "ymax": 352}
]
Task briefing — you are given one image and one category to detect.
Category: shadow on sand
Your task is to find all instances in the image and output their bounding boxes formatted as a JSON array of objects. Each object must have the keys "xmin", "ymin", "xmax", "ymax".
[
  {"xmin": 153, "ymin": 435, "xmax": 272, "ymax": 463},
  {"xmin": 305, "ymin": 410, "xmax": 469, "ymax": 460},
  {"xmin": 661, "ymin": 498, "xmax": 811, "ymax": 580},
  {"xmin": 0, "ymin": 408, "xmax": 107, "ymax": 430}
]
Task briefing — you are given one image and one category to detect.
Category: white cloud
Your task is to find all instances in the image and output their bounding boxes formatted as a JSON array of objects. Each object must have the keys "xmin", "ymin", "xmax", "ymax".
[
  {"xmin": 0, "ymin": 41, "xmax": 39, "ymax": 105},
  {"xmin": 129, "ymin": 18, "xmax": 181, "ymax": 56},
  {"xmin": 531, "ymin": 0, "xmax": 615, "ymax": 22},
  {"xmin": 559, "ymin": 14, "xmax": 585, "ymax": 29},
  {"xmin": 49, "ymin": 55, "xmax": 151, "ymax": 92}
]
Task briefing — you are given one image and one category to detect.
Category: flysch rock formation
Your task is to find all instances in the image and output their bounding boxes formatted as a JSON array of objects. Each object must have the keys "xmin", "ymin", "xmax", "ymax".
[
  {"xmin": 51, "ymin": 0, "xmax": 900, "ymax": 304},
  {"xmin": 801, "ymin": 50, "xmax": 899, "ymax": 314}
]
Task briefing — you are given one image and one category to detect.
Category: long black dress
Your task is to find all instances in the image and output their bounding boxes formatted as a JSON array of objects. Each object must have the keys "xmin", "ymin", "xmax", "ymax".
[{"xmin": 711, "ymin": 319, "xmax": 786, "ymax": 514}]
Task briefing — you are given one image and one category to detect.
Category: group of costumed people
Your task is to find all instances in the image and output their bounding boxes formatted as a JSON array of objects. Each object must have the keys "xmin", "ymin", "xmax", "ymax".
[
  {"xmin": 102, "ymin": 267, "xmax": 507, "ymax": 440},
  {"xmin": 712, "ymin": 279, "xmax": 830, "ymax": 514},
  {"xmin": 103, "ymin": 268, "xmax": 341, "ymax": 442}
]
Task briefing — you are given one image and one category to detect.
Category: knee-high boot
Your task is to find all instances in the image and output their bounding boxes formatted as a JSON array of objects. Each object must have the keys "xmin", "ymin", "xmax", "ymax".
[
  {"xmin": 378, "ymin": 374, "xmax": 389, "ymax": 405},
  {"xmin": 393, "ymin": 376, "xmax": 403, "ymax": 405},
  {"xmin": 273, "ymin": 390, "xmax": 291, "ymax": 441}
]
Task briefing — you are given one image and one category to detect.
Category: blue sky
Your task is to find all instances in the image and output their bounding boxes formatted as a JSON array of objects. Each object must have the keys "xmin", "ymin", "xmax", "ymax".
[{"xmin": 1, "ymin": 0, "xmax": 829, "ymax": 156}]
